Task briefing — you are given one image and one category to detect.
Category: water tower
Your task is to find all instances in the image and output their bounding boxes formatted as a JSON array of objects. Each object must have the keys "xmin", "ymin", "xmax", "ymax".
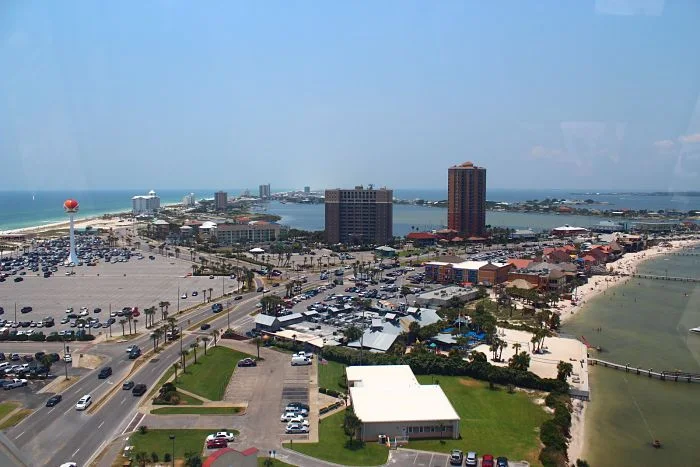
[{"xmin": 64, "ymin": 198, "xmax": 79, "ymax": 265}]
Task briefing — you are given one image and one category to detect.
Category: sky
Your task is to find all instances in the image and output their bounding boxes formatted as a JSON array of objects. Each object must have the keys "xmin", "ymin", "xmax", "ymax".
[{"xmin": 1, "ymin": 0, "xmax": 700, "ymax": 192}]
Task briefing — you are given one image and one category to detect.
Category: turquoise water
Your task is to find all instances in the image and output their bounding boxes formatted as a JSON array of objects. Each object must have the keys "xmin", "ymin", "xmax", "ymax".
[{"xmin": 562, "ymin": 247, "xmax": 700, "ymax": 465}]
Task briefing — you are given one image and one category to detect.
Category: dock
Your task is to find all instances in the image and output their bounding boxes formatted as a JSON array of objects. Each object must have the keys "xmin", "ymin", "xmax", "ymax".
[
  {"xmin": 588, "ymin": 358, "xmax": 700, "ymax": 383},
  {"xmin": 625, "ymin": 273, "xmax": 699, "ymax": 283}
]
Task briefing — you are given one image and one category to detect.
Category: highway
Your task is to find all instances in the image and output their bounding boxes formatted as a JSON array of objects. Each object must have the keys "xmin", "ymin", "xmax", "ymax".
[{"xmin": 2, "ymin": 285, "xmax": 266, "ymax": 467}]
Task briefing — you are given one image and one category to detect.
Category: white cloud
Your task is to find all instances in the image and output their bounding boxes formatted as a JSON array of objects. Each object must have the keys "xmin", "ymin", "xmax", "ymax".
[{"xmin": 679, "ymin": 133, "xmax": 700, "ymax": 144}]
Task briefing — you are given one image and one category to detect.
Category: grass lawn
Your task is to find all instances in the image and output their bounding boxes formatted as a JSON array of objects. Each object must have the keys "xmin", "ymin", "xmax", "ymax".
[
  {"xmin": 285, "ymin": 410, "xmax": 388, "ymax": 466},
  {"xmin": 318, "ymin": 360, "xmax": 347, "ymax": 394},
  {"xmin": 151, "ymin": 406, "xmax": 240, "ymax": 415},
  {"xmin": 0, "ymin": 402, "xmax": 19, "ymax": 420},
  {"xmin": 257, "ymin": 458, "xmax": 296, "ymax": 466},
  {"xmin": 176, "ymin": 391, "xmax": 205, "ymax": 405},
  {"xmin": 410, "ymin": 376, "xmax": 550, "ymax": 466},
  {"xmin": 130, "ymin": 429, "xmax": 237, "ymax": 460},
  {"xmin": 0, "ymin": 409, "xmax": 32, "ymax": 430},
  {"xmin": 176, "ymin": 346, "xmax": 254, "ymax": 400}
]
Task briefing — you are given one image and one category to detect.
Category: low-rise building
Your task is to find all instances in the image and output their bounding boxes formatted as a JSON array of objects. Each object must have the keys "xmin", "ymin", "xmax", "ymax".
[
  {"xmin": 477, "ymin": 262, "xmax": 511, "ymax": 286},
  {"xmin": 347, "ymin": 365, "xmax": 460, "ymax": 441},
  {"xmin": 254, "ymin": 314, "xmax": 280, "ymax": 332},
  {"xmin": 214, "ymin": 222, "xmax": 280, "ymax": 245},
  {"xmin": 551, "ymin": 225, "xmax": 589, "ymax": 237},
  {"xmin": 406, "ymin": 232, "xmax": 438, "ymax": 247},
  {"xmin": 415, "ymin": 286, "xmax": 478, "ymax": 307}
]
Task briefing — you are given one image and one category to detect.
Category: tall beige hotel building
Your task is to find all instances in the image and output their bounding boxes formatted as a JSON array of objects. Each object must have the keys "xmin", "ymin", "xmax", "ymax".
[
  {"xmin": 325, "ymin": 186, "xmax": 393, "ymax": 245},
  {"xmin": 447, "ymin": 161, "xmax": 487, "ymax": 237}
]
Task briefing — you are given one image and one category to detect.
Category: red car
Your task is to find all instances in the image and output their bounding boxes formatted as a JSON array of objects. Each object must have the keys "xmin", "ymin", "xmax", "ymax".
[
  {"xmin": 482, "ymin": 454, "xmax": 495, "ymax": 467},
  {"xmin": 206, "ymin": 438, "xmax": 227, "ymax": 449}
]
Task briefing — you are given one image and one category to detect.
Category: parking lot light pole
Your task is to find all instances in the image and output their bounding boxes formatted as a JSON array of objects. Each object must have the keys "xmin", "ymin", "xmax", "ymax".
[
  {"xmin": 62, "ymin": 336, "xmax": 69, "ymax": 380},
  {"xmin": 169, "ymin": 434, "xmax": 175, "ymax": 467}
]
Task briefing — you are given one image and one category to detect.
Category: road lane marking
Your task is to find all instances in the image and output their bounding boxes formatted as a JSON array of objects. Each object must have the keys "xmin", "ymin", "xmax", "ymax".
[
  {"xmin": 15, "ymin": 431, "xmax": 25, "ymax": 440},
  {"xmin": 98, "ymin": 421, "xmax": 104, "ymax": 429},
  {"xmin": 72, "ymin": 448, "xmax": 80, "ymax": 457},
  {"xmin": 120, "ymin": 398, "xmax": 126, "ymax": 405}
]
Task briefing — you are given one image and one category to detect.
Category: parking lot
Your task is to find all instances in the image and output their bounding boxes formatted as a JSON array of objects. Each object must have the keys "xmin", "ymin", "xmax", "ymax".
[{"xmin": 0, "ymin": 254, "xmax": 235, "ymax": 336}]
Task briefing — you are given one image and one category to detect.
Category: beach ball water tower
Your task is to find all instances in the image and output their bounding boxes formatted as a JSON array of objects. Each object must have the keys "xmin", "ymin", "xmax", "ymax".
[{"xmin": 64, "ymin": 198, "xmax": 79, "ymax": 265}]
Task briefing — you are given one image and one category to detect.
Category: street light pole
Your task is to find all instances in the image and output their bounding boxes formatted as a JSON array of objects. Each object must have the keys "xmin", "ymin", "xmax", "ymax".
[
  {"xmin": 169, "ymin": 434, "xmax": 175, "ymax": 467},
  {"xmin": 62, "ymin": 336, "xmax": 69, "ymax": 380}
]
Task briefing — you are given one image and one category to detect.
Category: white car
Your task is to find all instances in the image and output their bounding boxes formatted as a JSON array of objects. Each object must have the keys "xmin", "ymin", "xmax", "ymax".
[
  {"xmin": 79, "ymin": 310, "xmax": 89, "ymax": 317},
  {"xmin": 284, "ymin": 406, "xmax": 309, "ymax": 416},
  {"xmin": 286, "ymin": 416, "xmax": 309, "ymax": 426},
  {"xmin": 64, "ymin": 354, "xmax": 72, "ymax": 362},
  {"xmin": 285, "ymin": 423, "xmax": 309, "ymax": 434},
  {"xmin": 206, "ymin": 431, "xmax": 235, "ymax": 442},
  {"xmin": 181, "ymin": 293, "xmax": 187, "ymax": 299},
  {"xmin": 75, "ymin": 394, "xmax": 92, "ymax": 410},
  {"xmin": 65, "ymin": 308, "xmax": 74, "ymax": 314},
  {"xmin": 280, "ymin": 412, "xmax": 299, "ymax": 422}
]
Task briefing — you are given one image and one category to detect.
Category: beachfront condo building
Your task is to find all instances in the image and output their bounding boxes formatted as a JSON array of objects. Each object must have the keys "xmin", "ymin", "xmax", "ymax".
[
  {"xmin": 259, "ymin": 184, "xmax": 271, "ymax": 199},
  {"xmin": 132, "ymin": 190, "xmax": 161, "ymax": 215},
  {"xmin": 447, "ymin": 161, "xmax": 486, "ymax": 238},
  {"xmin": 325, "ymin": 186, "xmax": 393, "ymax": 245},
  {"xmin": 214, "ymin": 191, "xmax": 228, "ymax": 210}
]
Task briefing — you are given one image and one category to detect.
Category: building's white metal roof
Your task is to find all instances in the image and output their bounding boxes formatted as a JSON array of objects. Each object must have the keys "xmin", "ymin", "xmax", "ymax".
[
  {"xmin": 254, "ymin": 314, "xmax": 278, "ymax": 326},
  {"xmin": 346, "ymin": 365, "xmax": 417, "ymax": 387},
  {"xmin": 347, "ymin": 365, "xmax": 460, "ymax": 423},
  {"xmin": 278, "ymin": 312, "xmax": 303, "ymax": 323},
  {"xmin": 452, "ymin": 260, "xmax": 488, "ymax": 270},
  {"xmin": 347, "ymin": 331, "xmax": 399, "ymax": 352}
]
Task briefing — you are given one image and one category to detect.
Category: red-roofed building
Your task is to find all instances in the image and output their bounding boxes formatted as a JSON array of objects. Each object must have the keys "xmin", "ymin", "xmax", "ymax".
[
  {"xmin": 406, "ymin": 232, "xmax": 438, "ymax": 247},
  {"xmin": 545, "ymin": 249, "xmax": 572, "ymax": 264},
  {"xmin": 507, "ymin": 258, "xmax": 533, "ymax": 270},
  {"xmin": 203, "ymin": 447, "xmax": 258, "ymax": 467}
]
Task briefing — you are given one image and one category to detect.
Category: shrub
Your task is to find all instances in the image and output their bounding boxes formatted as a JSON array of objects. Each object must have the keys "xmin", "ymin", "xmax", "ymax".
[
  {"xmin": 138, "ymin": 425, "xmax": 148, "ymax": 434},
  {"xmin": 163, "ymin": 453, "xmax": 171, "ymax": 462}
]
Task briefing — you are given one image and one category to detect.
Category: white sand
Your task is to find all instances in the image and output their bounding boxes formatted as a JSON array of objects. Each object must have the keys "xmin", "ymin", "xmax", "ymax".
[{"xmin": 558, "ymin": 238, "xmax": 700, "ymax": 323}]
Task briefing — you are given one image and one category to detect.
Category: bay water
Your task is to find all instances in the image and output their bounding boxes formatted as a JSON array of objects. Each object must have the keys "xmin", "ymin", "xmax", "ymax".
[{"xmin": 562, "ymin": 248, "xmax": 700, "ymax": 465}]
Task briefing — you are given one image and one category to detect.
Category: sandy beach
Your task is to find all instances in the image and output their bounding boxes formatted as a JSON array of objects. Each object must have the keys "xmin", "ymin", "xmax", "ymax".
[
  {"xmin": 558, "ymin": 238, "xmax": 700, "ymax": 324},
  {"xmin": 0, "ymin": 215, "xmax": 130, "ymax": 237},
  {"xmin": 559, "ymin": 237, "xmax": 700, "ymax": 463}
]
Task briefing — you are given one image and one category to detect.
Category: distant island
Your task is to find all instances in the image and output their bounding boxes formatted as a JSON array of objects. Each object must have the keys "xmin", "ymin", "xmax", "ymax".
[{"xmin": 570, "ymin": 191, "xmax": 700, "ymax": 197}]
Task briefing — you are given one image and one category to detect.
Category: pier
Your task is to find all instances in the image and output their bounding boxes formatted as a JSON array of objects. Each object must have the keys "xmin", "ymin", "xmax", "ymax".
[
  {"xmin": 666, "ymin": 251, "xmax": 700, "ymax": 257},
  {"xmin": 588, "ymin": 358, "xmax": 700, "ymax": 383},
  {"xmin": 625, "ymin": 273, "xmax": 699, "ymax": 283}
]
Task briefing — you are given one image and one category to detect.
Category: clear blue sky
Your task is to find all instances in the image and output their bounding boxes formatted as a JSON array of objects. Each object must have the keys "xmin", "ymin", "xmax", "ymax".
[{"xmin": 1, "ymin": 1, "xmax": 699, "ymax": 191}]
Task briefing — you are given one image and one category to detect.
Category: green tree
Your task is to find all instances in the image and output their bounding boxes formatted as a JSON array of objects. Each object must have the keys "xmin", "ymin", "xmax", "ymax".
[
  {"xmin": 408, "ymin": 321, "xmax": 421, "ymax": 344},
  {"xmin": 201, "ymin": 336, "xmax": 210, "ymax": 356},
  {"xmin": 343, "ymin": 408, "xmax": 362, "ymax": 444},
  {"xmin": 190, "ymin": 339, "xmax": 199, "ymax": 364},
  {"xmin": 173, "ymin": 362, "xmax": 180, "ymax": 382},
  {"xmin": 184, "ymin": 451, "xmax": 202, "ymax": 467},
  {"xmin": 556, "ymin": 361, "xmax": 574, "ymax": 382},
  {"xmin": 119, "ymin": 319, "xmax": 127, "ymax": 337},
  {"xmin": 508, "ymin": 351, "xmax": 531, "ymax": 371},
  {"xmin": 343, "ymin": 325, "xmax": 363, "ymax": 342},
  {"xmin": 134, "ymin": 451, "xmax": 149, "ymax": 467}
]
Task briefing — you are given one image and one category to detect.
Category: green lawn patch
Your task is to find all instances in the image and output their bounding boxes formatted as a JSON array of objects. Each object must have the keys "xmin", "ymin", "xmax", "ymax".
[
  {"xmin": 176, "ymin": 391, "xmax": 204, "ymax": 405},
  {"xmin": 318, "ymin": 360, "xmax": 347, "ymax": 394},
  {"xmin": 130, "ymin": 429, "xmax": 237, "ymax": 460},
  {"xmin": 284, "ymin": 410, "xmax": 388, "ymax": 466},
  {"xmin": 151, "ymin": 406, "xmax": 240, "ymax": 415},
  {"xmin": 257, "ymin": 458, "xmax": 296, "ymax": 467},
  {"xmin": 0, "ymin": 402, "xmax": 19, "ymax": 420},
  {"xmin": 410, "ymin": 375, "xmax": 550, "ymax": 466},
  {"xmin": 0, "ymin": 409, "xmax": 32, "ymax": 430},
  {"xmin": 176, "ymin": 346, "xmax": 254, "ymax": 400}
]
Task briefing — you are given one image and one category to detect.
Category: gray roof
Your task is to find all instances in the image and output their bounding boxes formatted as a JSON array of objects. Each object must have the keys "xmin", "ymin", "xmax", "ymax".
[
  {"xmin": 278, "ymin": 312, "xmax": 303, "ymax": 323},
  {"xmin": 432, "ymin": 334, "xmax": 457, "ymax": 345},
  {"xmin": 401, "ymin": 309, "xmax": 442, "ymax": 328},
  {"xmin": 348, "ymin": 330, "xmax": 399, "ymax": 352},
  {"xmin": 303, "ymin": 310, "xmax": 319, "ymax": 317},
  {"xmin": 375, "ymin": 246, "xmax": 397, "ymax": 252},
  {"xmin": 254, "ymin": 314, "xmax": 279, "ymax": 326},
  {"xmin": 371, "ymin": 318, "xmax": 383, "ymax": 328}
]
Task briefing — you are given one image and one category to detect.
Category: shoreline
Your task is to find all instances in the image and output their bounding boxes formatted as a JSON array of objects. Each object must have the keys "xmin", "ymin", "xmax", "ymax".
[{"xmin": 561, "ymin": 237, "xmax": 700, "ymax": 463}]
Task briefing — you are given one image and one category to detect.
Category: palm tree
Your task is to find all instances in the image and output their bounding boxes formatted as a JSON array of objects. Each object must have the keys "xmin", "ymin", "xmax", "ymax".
[
  {"xmin": 162, "ymin": 301, "xmax": 170, "ymax": 318},
  {"xmin": 202, "ymin": 289, "xmax": 207, "ymax": 304},
  {"xmin": 134, "ymin": 451, "xmax": 149, "ymax": 467},
  {"xmin": 173, "ymin": 362, "xmax": 180, "ymax": 382},
  {"xmin": 180, "ymin": 349, "xmax": 188, "ymax": 372},
  {"xmin": 151, "ymin": 331, "xmax": 159, "ymax": 352},
  {"xmin": 557, "ymin": 361, "xmax": 574, "ymax": 381},
  {"xmin": 190, "ymin": 339, "xmax": 199, "ymax": 364},
  {"xmin": 119, "ymin": 319, "xmax": 126, "ymax": 337},
  {"xmin": 208, "ymin": 287, "xmax": 213, "ymax": 302},
  {"xmin": 144, "ymin": 307, "xmax": 155, "ymax": 328},
  {"xmin": 158, "ymin": 301, "xmax": 167, "ymax": 321},
  {"xmin": 201, "ymin": 336, "xmax": 210, "ymax": 356},
  {"xmin": 133, "ymin": 319, "xmax": 138, "ymax": 334},
  {"xmin": 211, "ymin": 329, "xmax": 219, "ymax": 347}
]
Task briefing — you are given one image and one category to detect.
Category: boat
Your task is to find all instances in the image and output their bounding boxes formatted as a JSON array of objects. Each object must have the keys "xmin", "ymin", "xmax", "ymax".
[{"xmin": 690, "ymin": 327, "xmax": 700, "ymax": 334}]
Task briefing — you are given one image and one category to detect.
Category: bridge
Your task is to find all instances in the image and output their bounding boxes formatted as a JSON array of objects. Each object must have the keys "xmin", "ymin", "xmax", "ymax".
[
  {"xmin": 624, "ymin": 273, "xmax": 699, "ymax": 283},
  {"xmin": 588, "ymin": 358, "xmax": 700, "ymax": 383}
]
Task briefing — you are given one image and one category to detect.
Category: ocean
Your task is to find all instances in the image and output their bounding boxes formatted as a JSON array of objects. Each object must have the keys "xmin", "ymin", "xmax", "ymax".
[
  {"xmin": 0, "ymin": 188, "xmax": 697, "ymax": 233},
  {"xmin": 562, "ymin": 247, "xmax": 700, "ymax": 465}
]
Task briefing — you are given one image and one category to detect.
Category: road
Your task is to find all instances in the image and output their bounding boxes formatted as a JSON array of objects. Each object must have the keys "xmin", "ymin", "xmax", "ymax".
[{"xmin": 2, "ymin": 276, "xmax": 326, "ymax": 467}]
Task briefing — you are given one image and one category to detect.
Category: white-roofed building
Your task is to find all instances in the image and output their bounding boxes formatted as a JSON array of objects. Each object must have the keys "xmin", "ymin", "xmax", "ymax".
[
  {"xmin": 347, "ymin": 365, "xmax": 460, "ymax": 441},
  {"xmin": 254, "ymin": 314, "xmax": 280, "ymax": 331}
]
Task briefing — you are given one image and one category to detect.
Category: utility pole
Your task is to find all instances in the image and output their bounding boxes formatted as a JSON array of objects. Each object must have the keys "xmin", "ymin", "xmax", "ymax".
[
  {"xmin": 14, "ymin": 302, "xmax": 17, "ymax": 323},
  {"xmin": 177, "ymin": 286, "xmax": 180, "ymax": 313},
  {"xmin": 62, "ymin": 336, "xmax": 69, "ymax": 380}
]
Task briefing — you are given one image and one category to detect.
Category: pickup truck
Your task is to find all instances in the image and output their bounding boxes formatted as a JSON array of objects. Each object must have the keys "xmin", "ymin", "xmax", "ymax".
[{"xmin": 3, "ymin": 378, "xmax": 28, "ymax": 390}]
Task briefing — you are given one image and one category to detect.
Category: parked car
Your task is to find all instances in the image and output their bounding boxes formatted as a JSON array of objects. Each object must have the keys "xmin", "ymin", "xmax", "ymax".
[
  {"xmin": 64, "ymin": 354, "xmax": 72, "ymax": 362},
  {"xmin": 291, "ymin": 355, "xmax": 311, "ymax": 366},
  {"xmin": 285, "ymin": 423, "xmax": 309, "ymax": 434},
  {"xmin": 496, "ymin": 457, "xmax": 509, "ymax": 467},
  {"xmin": 206, "ymin": 438, "xmax": 227, "ymax": 449},
  {"xmin": 98, "ymin": 367, "xmax": 112, "ymax": 379},
  {"xmin": 206, "ymin": 432, "xmax": 235, "ymax": 442},
  {"xmin": 449, "ymin": 449, "xmax": 463, "ymax": 465},
  {"xmin": 287, "ymin": 402, "xmax": 310, "ymax": 411},
  {"xmin": 482, "ymin": 454, "xmax": 495, "ymax": 467},
  {"xmin": 465, "ymin": 452, "xmax": 478, "ymax": 467},
  {"xmin": 280, "ymin": 412, "xmax": 299, "ymax": 422},
  {"xmin": 3, "ymin": 378, "xmax": 28, "ymax": 390},
  {"xmin": 122, "ymin": 380, "xmax": 135, "ymax": 390},
  {"xmin": 237, "ymin": 358, "xmax": 256, "ymax": 367},
  {"xmin": 132, "ymin": 384, "xmax": 147, "ymax": 396},
  {"xmin": 46, "ymin": 394, "xmax": 63, "ymax": 407},
  {"xmin": 75, "ymin": 394, "xmax": 92, "ymax": 410},
  {"xmin": 192, "ymin": 291, "xmax": 198, "ymax": 296}
]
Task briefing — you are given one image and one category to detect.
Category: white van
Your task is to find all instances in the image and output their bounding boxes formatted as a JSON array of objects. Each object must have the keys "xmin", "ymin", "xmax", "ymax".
[{"xmin": 291, "ymin": 355, "xmax": 311, "ymax": 366}]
